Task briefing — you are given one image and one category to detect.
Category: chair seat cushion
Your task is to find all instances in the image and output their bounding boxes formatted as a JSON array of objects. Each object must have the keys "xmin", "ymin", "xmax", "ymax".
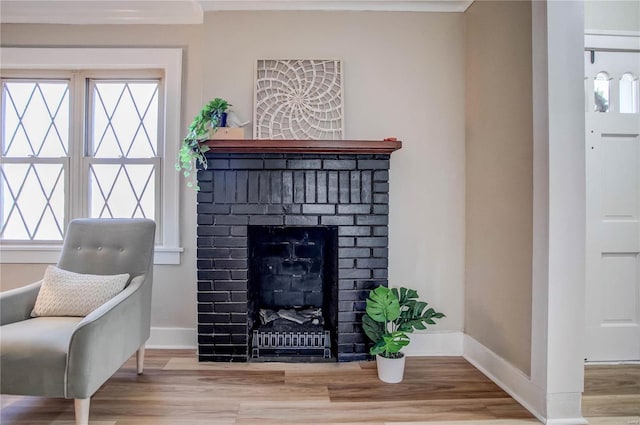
[{"xmin": 0, "ymin": 316, "xmax": 83, "ymax": 397}]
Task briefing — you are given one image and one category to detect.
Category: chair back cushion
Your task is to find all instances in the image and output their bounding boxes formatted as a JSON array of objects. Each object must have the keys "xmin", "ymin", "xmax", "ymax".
[{"xmin": 57, "ymin": 218, "xmax": 155, "ymax": 278}]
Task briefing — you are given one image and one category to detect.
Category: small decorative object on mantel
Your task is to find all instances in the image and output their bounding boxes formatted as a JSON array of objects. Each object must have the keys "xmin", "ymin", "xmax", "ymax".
[
  {"xmin": 363, "ymin": 286, "xmax": 445, "ymax": 383},
  {"xmin": 254, "ymin": 59, "xmax": 343, "ymax": 140},
  {"xmin": 176, "ymin": 98, "xmax": 231, "ymax": 190}
]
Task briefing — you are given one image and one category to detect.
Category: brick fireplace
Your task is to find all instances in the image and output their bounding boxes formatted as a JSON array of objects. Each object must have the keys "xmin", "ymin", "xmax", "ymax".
[{"xmin": 196, "ymin": 139, "xmax": 401, "ymax": 362}]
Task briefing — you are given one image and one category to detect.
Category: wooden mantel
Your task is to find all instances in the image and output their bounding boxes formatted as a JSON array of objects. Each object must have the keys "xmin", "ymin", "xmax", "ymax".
[{"xmin": 201, "ymin": 139, "xmax": 402, "ymax": 154}]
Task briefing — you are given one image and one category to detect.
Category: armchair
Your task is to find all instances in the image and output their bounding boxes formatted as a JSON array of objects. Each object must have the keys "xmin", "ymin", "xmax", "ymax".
[{"xmin": 1, "ymin": 218, "xmax": 155, "ymax": 425}]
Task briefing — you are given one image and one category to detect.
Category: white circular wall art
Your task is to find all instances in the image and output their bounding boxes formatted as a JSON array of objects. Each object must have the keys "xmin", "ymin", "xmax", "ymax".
[{"xmin": 254, "ymin": 59, "xmax": 343, "ymax": 140}]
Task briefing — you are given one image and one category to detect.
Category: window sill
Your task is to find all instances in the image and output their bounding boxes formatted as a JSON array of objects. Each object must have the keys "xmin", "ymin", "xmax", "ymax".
[{"xmin": 0, "ymin": 245, "xmax": 184, "ymax": 265}]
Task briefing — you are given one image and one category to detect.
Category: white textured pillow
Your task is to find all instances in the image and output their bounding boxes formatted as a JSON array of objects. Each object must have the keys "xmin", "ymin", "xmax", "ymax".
[{"xmin": 31, "ymin": 266, "xmax": 130, "ymax": 317}]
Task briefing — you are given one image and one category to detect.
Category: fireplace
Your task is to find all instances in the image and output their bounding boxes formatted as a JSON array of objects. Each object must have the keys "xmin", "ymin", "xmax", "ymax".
[{"xmin": 196, "ymin": 140, "xmax": 400, "ymax": 362}]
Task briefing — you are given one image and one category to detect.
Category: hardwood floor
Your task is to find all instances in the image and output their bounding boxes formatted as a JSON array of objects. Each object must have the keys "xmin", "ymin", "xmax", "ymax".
[{"xmin": 1, "ymin": 351, "xmax": 638, "ymax": 425}]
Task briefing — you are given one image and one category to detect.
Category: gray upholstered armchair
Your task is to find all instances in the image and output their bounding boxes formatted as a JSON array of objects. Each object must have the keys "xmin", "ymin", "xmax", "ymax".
[{"xmin": 1, "ymin": 218, "xmax": 155, "ymax": 425}]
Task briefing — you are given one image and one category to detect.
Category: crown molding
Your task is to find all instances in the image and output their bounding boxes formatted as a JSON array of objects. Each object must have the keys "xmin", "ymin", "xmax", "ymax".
[{"xmin": 0, "ymin": 0, "xmax": 473, "ymax": 25}]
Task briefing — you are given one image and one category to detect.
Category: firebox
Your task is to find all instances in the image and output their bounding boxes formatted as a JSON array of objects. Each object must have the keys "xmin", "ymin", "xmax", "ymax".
[{"xmin": 248, "ymin": 226, "xmax": 338, "ymax": 360}]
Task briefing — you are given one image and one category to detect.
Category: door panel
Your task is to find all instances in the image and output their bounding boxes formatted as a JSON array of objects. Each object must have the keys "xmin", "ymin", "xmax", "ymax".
[{"xmin": 585, "ymin": 50, "xmax": 640, "ymax": 361}]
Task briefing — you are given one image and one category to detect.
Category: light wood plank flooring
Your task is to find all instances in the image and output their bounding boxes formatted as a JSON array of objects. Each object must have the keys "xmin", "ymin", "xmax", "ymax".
[
  {"xmin": 583, "ymin": 364, "xmax": 640, "ymax": 423},
  {"xmin": 1, "ymin": 351, "xmax": 638, "ymax": 425}
]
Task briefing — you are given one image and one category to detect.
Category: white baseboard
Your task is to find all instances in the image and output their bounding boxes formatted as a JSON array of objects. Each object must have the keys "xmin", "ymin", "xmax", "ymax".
[
  {"xmin": 404, "ymin": 331, "xmax": 464, "ymax": 356},
  {"xmin": 463, "ymin": 335, "xmax": 587, "ymax": 425},
  {"xmin": 147, "ymin": 327, "xmax": 197, "ymax": 349}
]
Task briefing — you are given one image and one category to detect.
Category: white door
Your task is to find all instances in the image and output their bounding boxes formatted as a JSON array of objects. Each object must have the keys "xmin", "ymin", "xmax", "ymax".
[{"xmin": 585, "ymin": 50, "xmax": 640, "ymax": 361}]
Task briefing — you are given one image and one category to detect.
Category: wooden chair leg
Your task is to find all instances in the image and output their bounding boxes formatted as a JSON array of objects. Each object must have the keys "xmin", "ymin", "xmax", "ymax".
[
  {"xmin": 136, "ymin": 343, "xmax": 146, "ymax": 375},
  {"xmin": 74, "ymin": 398, "xmax": 90, "ymax": 425}
]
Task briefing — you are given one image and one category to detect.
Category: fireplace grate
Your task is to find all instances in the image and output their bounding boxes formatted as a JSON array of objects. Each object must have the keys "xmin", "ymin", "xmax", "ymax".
[{"xmin": 252, "ymin": 330, "xmax": 331, "ymax": 359}]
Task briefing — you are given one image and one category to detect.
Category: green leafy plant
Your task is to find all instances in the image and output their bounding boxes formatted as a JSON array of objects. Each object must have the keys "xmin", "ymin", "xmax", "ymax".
[
  {"xmin": 176, "ymin": 98, "xmax": 231, "ymax": 190},
  {"xmin": 363, "ymin": 286, "xmax": 445, "ymax": 359}
]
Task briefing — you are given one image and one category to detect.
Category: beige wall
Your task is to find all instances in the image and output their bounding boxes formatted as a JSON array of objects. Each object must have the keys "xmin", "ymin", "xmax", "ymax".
[
  {"xmin": 1, "ymin": 11, "xmax": 466, "ymax": 338},
  {"xmin": 585, "ymin": 0, "xmax": 640, "ymax": 32},
  {"xmin": 464, "ymin": 1, "xmax": 533, "ymax": 375}
]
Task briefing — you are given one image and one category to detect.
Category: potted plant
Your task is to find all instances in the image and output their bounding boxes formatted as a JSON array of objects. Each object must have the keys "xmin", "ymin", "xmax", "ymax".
[
  {"xmin": 175, "ymin": 98, "xmax": 231, "ymax": 190},
  {"xmin": 363, "ymin": 286, "xmax": 445, "ymax": 383}
]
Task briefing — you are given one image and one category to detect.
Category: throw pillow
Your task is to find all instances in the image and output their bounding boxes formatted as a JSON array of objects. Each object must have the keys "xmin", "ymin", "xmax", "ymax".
[{"xmin": 31, "ymin": 266, "xmax": 130, "ymax": 317}]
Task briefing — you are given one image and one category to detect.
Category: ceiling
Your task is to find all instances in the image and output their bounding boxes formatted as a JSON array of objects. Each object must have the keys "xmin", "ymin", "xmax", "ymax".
[{"xmin": 0, "ymin": 0, "xmax": 474, "ymax": 25}]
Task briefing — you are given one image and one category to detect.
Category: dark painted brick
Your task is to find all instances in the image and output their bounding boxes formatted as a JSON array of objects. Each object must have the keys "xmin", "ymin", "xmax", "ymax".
[
  {"xmin": 225, "ymin": 171, "xmax": 237, "ymax": 203},
  {"xmin": 211, "ymin": 335, "xmax": 231, "ymax": 344},
  {"xmin": 323, "ymin": 159, "xmax": 356, "ymax": 170},
  {"xmin": 197, "ymin": 237, "xmax": 213, "ymax": 248},
  {"xmin": 197, "ymin": 260, "xmax": 213, "ymax": 270},
  {"xmin": 373, "ymin": 226, "xmax": 388, "ymax": 236},
  {"xmin": 230, "ymin": 159, "xmax": 263, "ymax": 169},
  {"xmin": 213, "ymin": 172, "xmax": 225, "ymax": 202},
  {"xmin": 249, "ymin": 215, "xmax": 283, "ymax": 225},
  {"xmin": 372, "ymin": 248, "xmax": 388, "ymax": 258},
  {"xmin": 340, "ymin": 291, "xmax": 359, "ymax": 301},
  {"xmin": 215, "ymin": 215, "xmax": 249, "ymax": 225},
  {"xmin": 356, "ymin": 215, "xmax": 388, "ymax": 225},
  {"xmin": 231, "ymin": 226, "xmax": 247, "ymax": 236},
  {"xmin": 231, "ymin": 313, "xmax": 247, "ymax": 323},
  {"xmin": 338, "ymin": 226, "xmax": 370, "ymax": 236},
  {"xmin": 358, "ymin": 159, "xmax": 389, "ymax": 169},
  {"xmin": 214, "ymin": 259, "xmax": 248, "ymax": 269},
  {"xmin": 356, "ymin": 280, "xmax": 384, "ymax": 290},
  {"xmin": 197, "ymin": 214, "xmax": 213, "ymax": 225},
  {"xmin": 373, "ymin": 170, "xmax": 389, "ymax": 181},
  {"xmin": 214, "ymin": 280, "xmax": 247, "ymax": 291},
  {"xmin": 248, "ymin": 172, "xmax": 260, "ymax": 203},
  {"xmin": 231, "ymin": 333, "xmax": 248, "ymax": 343},
  {"xmin": 339, "ymin": 259, "xmax": 355, "ymax": 269},
  {"xmin": 373, "ymin": 205, "xmax": 389, "ymax": 215},
  {"xmin": 197, "ymin": 281, "xmax": 212, "ymax": 291},
  {"xmin": 264, "ymin": 159, "xmax": 287, "ymax": 169},
  {"xmin": 337, "ymin": 204, "xmax": 370, "ymax": 214},
  {"xmin": 317, "ymin": 171, "xmax": 327, "ymax": 203},
  {"xmin": 231, "ymin": 291, "xmax": 247, "ymax": 302},
  {"xmin": 197, "ymin": 270, "xmax": 230, "ymax": 280},
  {"xmin": 197, "ymin": 192, "xmax": 213, "ymax": 203},
  {"xmin": 198, "ymin": 313, "xmax": 230, "ymax": 323},
  {"xmin": 339, "ymin": 171, "xmax": 350, "ymax": 203},
  {"xmin": 339, "ymin": 248, "xmax": 370, "ymax": 258},
  {"xmin": 339, "ymin": 333, "xmax": 367, "ymax": 343},
  {"xmin": 339, "ymin": 280, "xmax": 356, "ymax": 290},
  {"xmin": 328, "ymin": 171, "xmax": 339, "ymax": 203},
  {"xmin": 197, "ymin": 304, "xmax": 214, "ymax": 313},
  {"xmin": 305, "ymin": 171, "xmax": 316, "ymax": 202},
  {"xmin": 303, "ymin": 204, "xmax": 335, "ymax": 215},
  {"xmin": 270, "ymin": 171, "xmax": 282, "ymax": 204},
  {"xmin": 198, "ymin": 292, "xmax": 229, "ymax": 303},
  {"xmin": 338, "ymin": 312, "xmax": 359, "ymax": 322},
  {"xmin": 198, "ymin": 204, "xmax": 231, "ymax": 214},
  {"xmin": 356, "ymin": 237, "xmax": 388, "ymax": 247},
  {"xmin": 282, "ymin": 171, "xmax": 293, "ymax": 204},
  {"xmin": 350, "ymin": 171, "xmax": 361, "ymax": 203},
  {"xmin": 338, "ymin": 353, "xmax": 368, "ymax": 362},
  {"xmin": 231, "ymin": 270, "xmax": 248, "ymax": 280},
  {"xmin": 198, "ymin": 226, "xmax": 230, "ymax": 236},
  {"xmin": 357, "ymin": 258, "xmax": 388, "ymax": 268},
  {"xmin": 374, "ymin": 182, "xmax": 389, "ymax": 193},
  {"xmin": 339, "ymin": 268, "xmax": 371, "ymax": 279},
  {"xmin": 293, "ymin": 171, "xmax": 305, "ymax": 203},
  {"xmin": 230, "ymin": 248, "xmax": 247, "ymax": 259},
  {"xmin": 197, "ymin": 324, "xmax": 214, "ymax": 334},
  {"xmin": 213, "ymin": 237, "xmax": 247, "ymax": 247},
  {"xmin": 259, "ymin": 171, "xmax": 270, "ymax": 203},
  {"xmin": 270, "ymin": 204, "xmax": 301, "ymax": 214},
  {"xmin": 214, "ymin": 324, "xmax": 247, "ymax": 334},
  {"xmin": 338, "ymin": 323, "xmax": 358, "ymax": 333},
  {"xmin": 200, "ymin": 248, "xmax": 230, "ymax": 258},
  {"xmin": 232, "ymin": 204, "xmax": 267, "ymax": 214},
  {"xmin": 338, "ymin": 237, "xmax": 355, "ymax": 247},
  {"xmin": 285, "ymin": 215, "xmax": 319, "ymax": 226},
  {"xmin": 209, "ymin": 159, "xmax": 230, "ymax": 170},
  {"xmin": 361, "ymin": 171, "xmax": 372, "ymax": 203},
  {"xmin": 373, "ymin": 269, "xmax": 388, "ymax": 279},
  {"xmin": 289, "ymin": 159, "xmax": 321, "ymax": 169},
  {"xmin": 339, "ymin": 301, "xmax": 354, "ymax": 311},
  {"xmin": 214, "ymin": 302, "xmax": 246, "ymax": 313},
  {"xmin": 236, "ymin": 170, "xmax": 248, "ymax": 203},
  {"xmin": 198, "ymin": 181, "xmax": 213, "ymax": 193},
  {"xmin": 321, "ymin": 215, "xmax": 354, "ymax": 226},
  {"xmin": 198, "ymin": 170, "xmax": 213, "ymax": 181},
  {"xmin": 374, "ymin": 193, "xmax": 389, "ymax": 204}
]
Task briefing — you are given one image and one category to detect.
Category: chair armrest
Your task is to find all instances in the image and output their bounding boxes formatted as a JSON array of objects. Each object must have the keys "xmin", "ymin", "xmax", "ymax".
[
  {"xmin": 0, "ymin": 281, "xmax": 42, "ymax": 326},
  {"xmin": 65, "ymin": 273, "xmax": 152, "ymax": 399}
]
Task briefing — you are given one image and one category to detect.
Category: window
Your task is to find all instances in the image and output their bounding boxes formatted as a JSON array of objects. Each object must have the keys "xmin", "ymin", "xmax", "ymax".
[{"xmin": 0, "ymin": 48, "xmax": 183, "ymax": 264}]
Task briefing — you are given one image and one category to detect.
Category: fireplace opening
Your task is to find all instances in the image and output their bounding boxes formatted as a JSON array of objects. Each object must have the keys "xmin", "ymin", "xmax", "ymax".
[{"xmin": 248, "ymin": 226, "xmax": 338, "ymax": 361}]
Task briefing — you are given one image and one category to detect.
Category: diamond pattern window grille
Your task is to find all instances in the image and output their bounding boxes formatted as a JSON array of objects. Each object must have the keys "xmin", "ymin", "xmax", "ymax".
[
  {"xmin": 1, "ymin": 80, "xmax": 69, "ymax": 241},
  {"xmin": 87, "ymin": 80, "xmax": 160, "ymax": 223}
]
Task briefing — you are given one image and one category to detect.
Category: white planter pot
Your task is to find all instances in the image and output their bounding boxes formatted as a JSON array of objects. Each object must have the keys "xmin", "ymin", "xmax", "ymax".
[{"xmin": 376, "ymin": 353, "xmax": 406, "ymax": 383}]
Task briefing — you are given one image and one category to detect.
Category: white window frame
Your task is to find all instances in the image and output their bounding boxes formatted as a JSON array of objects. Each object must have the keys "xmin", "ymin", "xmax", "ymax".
[{"xmin": 0, "ymin": 47, "xmax": 183, "ymax": 265}]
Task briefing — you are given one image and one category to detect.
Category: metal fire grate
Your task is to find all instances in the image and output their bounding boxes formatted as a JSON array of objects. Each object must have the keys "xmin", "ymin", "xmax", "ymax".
[{"xmin": 252, "ymin": 330, "xmax": 331, "ymax": 359}]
